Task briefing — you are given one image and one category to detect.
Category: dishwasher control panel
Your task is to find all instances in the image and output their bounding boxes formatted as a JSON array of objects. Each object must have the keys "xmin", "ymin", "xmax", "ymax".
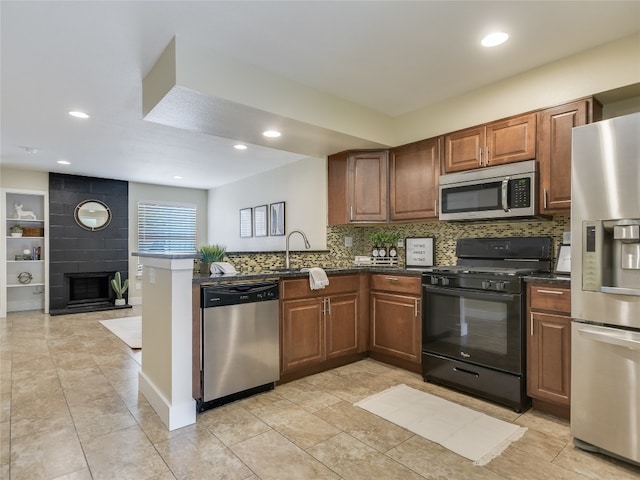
[{"xmin": 202, "ymin": 281, "xmax": 279, "ymax": 308}]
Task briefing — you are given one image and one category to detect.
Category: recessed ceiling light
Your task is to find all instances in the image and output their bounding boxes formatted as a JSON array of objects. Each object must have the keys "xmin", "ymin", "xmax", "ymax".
[
  {"xmin": 172, "ymin": 175, "xmax": 183, "ymax": 180},
  {"xmin": 57, "ymin": 160, "xmax": 71, "ymax": 165},
  {"xmin": 234, "ymin": 144, "xmax": 248, "ymax": 150},
  {"xmin": 22, "ymin": 146, "xmax": 38, "ymax": 155},
  {"xmin": 481, "ymin": 32, "xmax": 509, "ymax": 47},
  {"xmin": 69, "ymin": 111, "xmax": 90, "ymax": 119},
  {"xmin": 262, "ymin": 130, "xmax": 281, "ymax": 138}
]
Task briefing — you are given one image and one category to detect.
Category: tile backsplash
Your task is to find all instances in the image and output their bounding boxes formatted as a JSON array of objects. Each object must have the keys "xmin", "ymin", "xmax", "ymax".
[{"xmin": 221, "ymin": 215, "xmax": 569, "ymax": 273}]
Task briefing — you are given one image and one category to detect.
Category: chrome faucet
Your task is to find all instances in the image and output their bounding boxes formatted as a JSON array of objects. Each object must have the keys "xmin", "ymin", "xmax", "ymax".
[{"xmin": 285, "ymin": 230, "xmax": 311, "ymax": 269}]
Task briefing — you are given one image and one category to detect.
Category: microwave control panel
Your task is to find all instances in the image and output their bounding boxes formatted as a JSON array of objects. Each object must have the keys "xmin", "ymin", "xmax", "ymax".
[{"xmin": 510, "ymin": 178, "xmax": 531, "ymax": 208}]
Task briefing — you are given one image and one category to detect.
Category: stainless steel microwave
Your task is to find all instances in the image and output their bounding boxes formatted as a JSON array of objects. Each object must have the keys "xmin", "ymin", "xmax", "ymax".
[{"xmin": 439, "ymin": 160, "xmax": 538, "ymax": 221}]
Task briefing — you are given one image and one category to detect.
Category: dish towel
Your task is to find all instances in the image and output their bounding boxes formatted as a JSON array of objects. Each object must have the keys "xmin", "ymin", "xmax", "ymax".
[{"xmin": 307, "ymin": 267, "xmax": 329, "ymax": 290}]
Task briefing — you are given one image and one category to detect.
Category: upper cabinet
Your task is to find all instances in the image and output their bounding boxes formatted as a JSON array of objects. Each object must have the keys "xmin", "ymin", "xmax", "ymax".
[
  {"xmin": 328, "ymin": 140, "xmax": 441, "ymax": 225},
  {"xmin": 389, "ymin": 137, "xmax": 441, "ymax": 221},
  {"xmin": 444, "ymin": 113, "xmax": 537, "ymax": 173},
  {"xmin": 328, "ymin": 150, "xmax": 389, "ymax": 224},
  {"xmin": 537, "ymin": 98, "xmax": 602, "ymax": 213}
]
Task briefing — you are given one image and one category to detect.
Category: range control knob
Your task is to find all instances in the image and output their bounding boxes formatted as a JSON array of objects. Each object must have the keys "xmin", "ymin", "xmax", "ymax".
[
  {"xmin": 430, "ymin": 276, "xmax": 439, "ymax": 285},
  {"xmin": 481, "ymin": 280, "xmax": 492, "ymax": 290},
  {"xmin": 440, "ymin": 277, "xmax": 450, "ymax": 286},
  {"xmin": 495, "ymin": 282, "xmax": 506, "ymax": 291}
]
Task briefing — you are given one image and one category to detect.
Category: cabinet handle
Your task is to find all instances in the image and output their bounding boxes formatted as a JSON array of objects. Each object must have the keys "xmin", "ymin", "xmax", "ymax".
[
  {"xmin": 478, "ymin": 148, "xmax": 482, "ymax": 166},
  {"xmin": 543, "ymin": 189, "xmax": 548, "ymax": 209},
  {"xmin": 322, "ymin": 298, "xmax": 326, "ymax": 316},
  {"xmin": 536, "ymin": 289, "xmax": 564, "ymax": 295},
  {"xmin": 326, "ymin": 298, "xmax": 331, "ymax": 315},
  {"xmin": 530, "ymin": 313, "xmax": 534, "ymax": 336},
  {"xmin": 485, "ymin": 147, "xmax": 489, "ymax": 165},
  {"xmin": 350, "ymin": 205, "xmax": 353, "ymax": 221},
  {"xmin": 434, "ymin": 200, "xmax": 438, "ymax": 215},
  {"xmin": 385, "ymin": 276, "xmax": 399, "ymax": 282},
  {"xmin": 414, "ymin": 298, "xmax": 419, "ymax": 317}
]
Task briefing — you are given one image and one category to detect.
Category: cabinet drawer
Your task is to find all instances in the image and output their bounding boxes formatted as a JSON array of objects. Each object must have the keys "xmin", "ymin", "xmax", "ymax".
[
  {"xmin": 529, "ymin": 285, "xmax": 571, "ymax": 314},
  {"xmin": 280, "ymin": 274, "xmax": 359, "ymax": 299},
  {"xmin": 370, "ymin": 274, "xmax": 421, "ymax": 294}
]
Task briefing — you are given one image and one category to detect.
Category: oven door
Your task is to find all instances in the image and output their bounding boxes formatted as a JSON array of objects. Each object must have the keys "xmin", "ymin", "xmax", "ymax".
[{"xmin": 422, "ymin": 285, "xmax": 524, "ymax": 374}]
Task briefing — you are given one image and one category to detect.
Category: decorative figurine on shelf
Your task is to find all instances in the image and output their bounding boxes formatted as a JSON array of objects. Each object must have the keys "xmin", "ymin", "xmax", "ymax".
[{"xmin": 14, "ymin": 203, "xmax": 37, "ymax": 220}]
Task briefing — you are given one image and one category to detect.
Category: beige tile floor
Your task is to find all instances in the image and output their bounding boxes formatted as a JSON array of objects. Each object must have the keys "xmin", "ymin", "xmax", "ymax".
[{"xmin": 2, "ymin": 307, "xmax": 640, "ymax": 480}]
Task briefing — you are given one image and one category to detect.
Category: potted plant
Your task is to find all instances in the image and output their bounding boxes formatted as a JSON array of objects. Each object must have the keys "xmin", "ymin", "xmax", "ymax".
[
  {"xmin": 198, "ymin": 244, "xmax": 227, "ymax": 274},
  {"xmin": 10, "ymin": 224, "xmax": 23, "ymax": 237},
  {"xmin": 111, "ymin": 271, "xmax": 129, "ymax": 306},
  {"xmin": 369, "ymin": 232, "xmax": 385, "ymax": 257}
]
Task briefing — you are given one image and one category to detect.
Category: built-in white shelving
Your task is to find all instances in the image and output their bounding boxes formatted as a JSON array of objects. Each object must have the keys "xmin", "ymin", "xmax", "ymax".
[{"xmin": 1, "ymin": 189, "xmax": 49, "ymax": 317}]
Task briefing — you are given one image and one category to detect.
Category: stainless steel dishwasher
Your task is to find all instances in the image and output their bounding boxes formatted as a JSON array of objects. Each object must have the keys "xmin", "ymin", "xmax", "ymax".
[{"xmin": 198, "ymin": 281, "xmax": 279, "ymax": 412}]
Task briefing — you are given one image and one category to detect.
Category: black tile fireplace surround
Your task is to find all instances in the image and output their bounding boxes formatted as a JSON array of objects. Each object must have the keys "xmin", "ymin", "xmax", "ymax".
[{"xmin": 49, "ymin": 173, "xmax": 131, "ymax": 316}]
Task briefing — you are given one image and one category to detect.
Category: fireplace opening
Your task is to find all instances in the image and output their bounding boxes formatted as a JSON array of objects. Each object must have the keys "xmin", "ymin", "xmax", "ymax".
[{"xmin": 65, "ymin": 272, "xmax": 114, "ymax": 308}]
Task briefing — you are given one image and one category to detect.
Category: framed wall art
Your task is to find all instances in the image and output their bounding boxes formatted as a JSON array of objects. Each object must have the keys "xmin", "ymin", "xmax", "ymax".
[
  {"xmin": 239, "ymin": 207, "xmax": 252, "ymax": 237},
  {"xmin": 269, "ymin": 202, "xmax": 285, "ymax": 236},
  {"xmin": 254, "ymin": 205, "xmax": 268, "ymax": 237}
]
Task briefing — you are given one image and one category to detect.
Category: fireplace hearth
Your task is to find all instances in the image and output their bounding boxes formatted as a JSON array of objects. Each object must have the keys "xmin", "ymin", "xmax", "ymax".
[{"xmin": 49, "ymin": 271, "xmax": 131, "ymax": 316}]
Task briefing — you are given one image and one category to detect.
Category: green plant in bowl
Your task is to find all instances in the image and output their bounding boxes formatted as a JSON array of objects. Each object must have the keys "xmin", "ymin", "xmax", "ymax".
[{"xmin": 198, "ymin": 244, "xmax": 227, "ymax": 262}]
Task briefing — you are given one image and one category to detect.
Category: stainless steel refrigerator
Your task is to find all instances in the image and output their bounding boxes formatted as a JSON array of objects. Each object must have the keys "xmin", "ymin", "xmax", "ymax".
[{"xmin": 571, "ymin": 112, "xmax": 640, "ymax": 466}]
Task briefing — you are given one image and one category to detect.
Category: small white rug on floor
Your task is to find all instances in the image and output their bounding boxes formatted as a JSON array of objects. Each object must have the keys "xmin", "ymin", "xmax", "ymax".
[
  {"xmin": 354, "ymin": 384, "xmax": 526, "ymax": 466},
  {"xmin": 99, "ymin": 317, "xmax": 141, "ymax": 349}
]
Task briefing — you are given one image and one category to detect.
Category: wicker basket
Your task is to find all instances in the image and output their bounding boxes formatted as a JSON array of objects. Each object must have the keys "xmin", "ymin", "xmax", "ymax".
[{"xmin": 22, "ymin": 226, "xmax": 44, "ymax": 237}]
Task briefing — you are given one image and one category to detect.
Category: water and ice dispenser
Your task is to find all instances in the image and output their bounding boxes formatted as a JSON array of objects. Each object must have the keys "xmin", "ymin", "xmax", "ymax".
[{"xmin": 582, "ymin": 219, "xmax": 640, "ymax": 295}]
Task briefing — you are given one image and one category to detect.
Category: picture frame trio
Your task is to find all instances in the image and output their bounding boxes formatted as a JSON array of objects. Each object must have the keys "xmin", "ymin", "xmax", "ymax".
[{"xmin": 240, "ymin": 201, "xmax": 285, "ymax": 238}]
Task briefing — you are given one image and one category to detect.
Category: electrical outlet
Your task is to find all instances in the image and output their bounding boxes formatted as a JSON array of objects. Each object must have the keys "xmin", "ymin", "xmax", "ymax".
[
  {"xmin": 397, "ymin": 239, "xmax": 404, "ymax": 248},
  {"xmin": 344, "ymin": 236, "xmax": 353, "ymax": 247},
  {"xmin": 135, "ymin": 281, "xmax": 141, "ymax": 290}
]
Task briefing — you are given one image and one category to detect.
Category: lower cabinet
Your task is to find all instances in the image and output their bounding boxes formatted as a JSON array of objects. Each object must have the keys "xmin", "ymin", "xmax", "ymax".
[
  {"xmin": 280, "ymin": 274, "xmax": 367, "ymax": 380},
  {"xmin": 526, "ymin": 283, "xmax": 571, "ymax": 419},
  {"xmin": 369, "ymin": 274, "xmax": 422, "ymax": 372}
]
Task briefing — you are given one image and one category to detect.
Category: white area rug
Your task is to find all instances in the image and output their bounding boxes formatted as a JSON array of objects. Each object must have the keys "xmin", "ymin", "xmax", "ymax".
[
  {"xmin": 354, "ymin": 384, "xmax": 526, "ymax": 466},
  {"xmin": 99, "ymin": 316, "xmax": 141, "ymax": 349}
]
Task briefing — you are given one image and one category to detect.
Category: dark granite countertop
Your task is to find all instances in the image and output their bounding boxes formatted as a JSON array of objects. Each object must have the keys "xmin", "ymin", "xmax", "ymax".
[
  {"xmin": 524, "ymin": 274, "xmax": 571, "ymax": 285},
  {"xmin": 192, "ymin": 266, "xmax": 425, "ymax": 284}
]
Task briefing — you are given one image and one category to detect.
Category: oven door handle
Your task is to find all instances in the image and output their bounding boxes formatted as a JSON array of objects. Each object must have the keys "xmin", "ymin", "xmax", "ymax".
[{"xmin": 422, "ymin": 285, "xmax": 519, "ymax": 301}]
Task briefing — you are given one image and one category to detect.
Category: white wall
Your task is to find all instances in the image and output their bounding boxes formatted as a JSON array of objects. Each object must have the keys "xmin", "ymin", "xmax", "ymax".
[
  {"xmin": 0, "ymin": 168, "xmax": 48, "ymax": 190},
  {"xmin": 208, "ymin": 156, "xmax": 327, "ymax": 252},
  {"xmin": 394, "ymin": 34, "xmax": 640, "ymax": 145}
]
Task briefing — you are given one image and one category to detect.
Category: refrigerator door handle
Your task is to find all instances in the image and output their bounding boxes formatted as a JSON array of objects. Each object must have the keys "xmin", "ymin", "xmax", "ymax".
[
  {"xmin": 600, "ymin": 286, "xmax": 640, "ymax": 296},
  {"xmin": 577, "ymin": 327, "xmax": 640, "ymax": 351}
]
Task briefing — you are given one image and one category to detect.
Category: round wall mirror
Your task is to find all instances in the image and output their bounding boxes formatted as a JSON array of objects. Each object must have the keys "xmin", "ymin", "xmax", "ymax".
[{"xmin": 74, "ymin": 200, "xmax": 111, "ymax": 231}]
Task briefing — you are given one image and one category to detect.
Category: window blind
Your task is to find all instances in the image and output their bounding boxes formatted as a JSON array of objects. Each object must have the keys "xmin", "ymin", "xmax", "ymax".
[{"xmin": 137, "ymin": 202, "xmax": 197, "ymax": 253}]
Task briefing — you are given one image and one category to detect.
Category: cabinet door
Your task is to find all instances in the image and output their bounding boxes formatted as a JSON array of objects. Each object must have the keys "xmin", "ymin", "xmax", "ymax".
[
  {"xmin": 390, "ymin": 138, "xmax": 441, "ymax": 221},
  {"xmin": 537, "ymin": 99, "xmax": 600, "ymax": 212},
  {"xmin": 527, "ymin": 312, "xmax": 571, "ymax": 405},
  {"xmin": 485, "ymin": 113, "xmax": 536, "ymax": 167},
  {"xmin": 327, "ymin": 151, "xmax": 349, "ymax": 225},
  {"xmin": 281, "ymin": 297, "xmax": 325, "ymax": 373},
  {"xmin": 370, "ymin": 292, "xmax": 421, "ymax": 364},
  {"xmin": 326, "ymin": 293, "xmax": 359, "ymax": 359},
  {"xmin": 443, "ymin": 126, "xmax": 484, "ymax": 173},
  {"xmin": 348, "ymin": 151, "xmax": 389, "ymax": 222}
]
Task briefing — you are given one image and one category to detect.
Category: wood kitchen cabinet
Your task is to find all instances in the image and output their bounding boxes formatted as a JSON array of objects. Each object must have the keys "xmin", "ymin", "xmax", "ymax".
[
  {"xmin": 389, "ymin": 137, "xmax": 441, "ymax": 221},
  {"xmin": 537, "ymin": 98, "xmax": 602, "ymax": 213},
  {"xmin": 526, "ymin": 282, "xmax": 572, "ymax": 420},
  {"xmin": 443, "ymin": 113, "xmax": 537, "ymax": 173},
  {"xmin": 280, "ymin": 274, "xmax": 368, "ymax": 381},
  {"xmin": 369, "ymin": 274, "xmax": 422, "ymax": 373},
  {"xmin": 327, "ymin": 150, "xmax": 388, "ymax": 224}
]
